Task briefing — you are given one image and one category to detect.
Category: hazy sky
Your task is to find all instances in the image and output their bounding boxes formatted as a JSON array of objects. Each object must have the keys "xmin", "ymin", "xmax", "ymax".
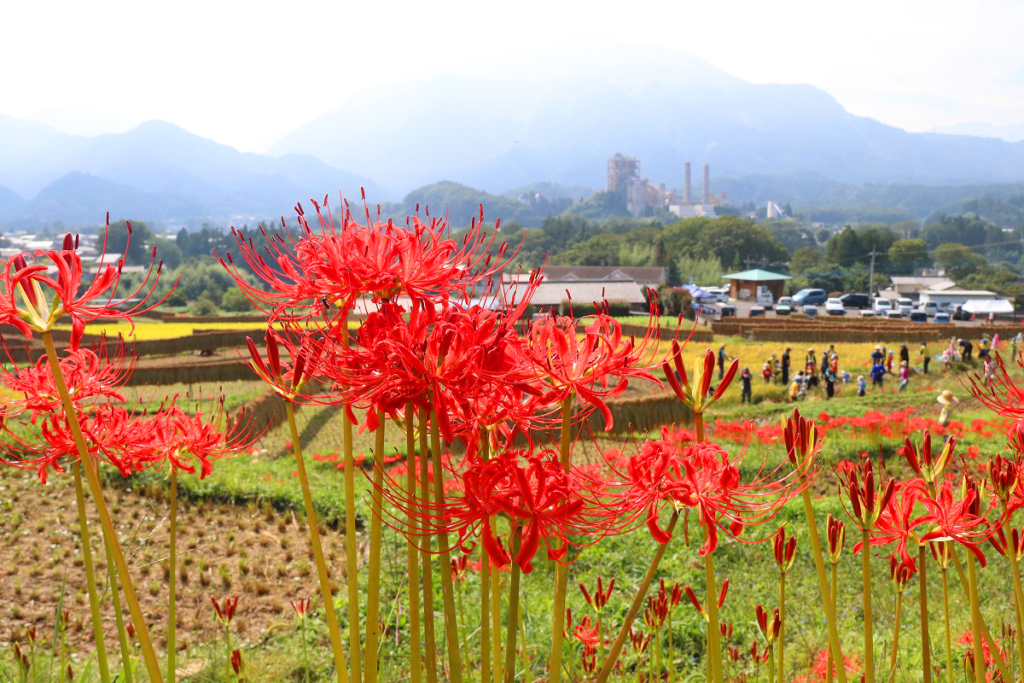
[{"xmin": 4, "ymin": 0, "xmax": 1022, "ymax": 152}]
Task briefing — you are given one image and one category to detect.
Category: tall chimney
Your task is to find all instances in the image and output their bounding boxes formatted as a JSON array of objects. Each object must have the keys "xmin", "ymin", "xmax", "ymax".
[
  {"xmin": 684, "ymin": 162, "xmax": 691, "ymax": 204},
  {"xmin": 702, "ymin": 164, "xmax": 710, "ymax": 204}
]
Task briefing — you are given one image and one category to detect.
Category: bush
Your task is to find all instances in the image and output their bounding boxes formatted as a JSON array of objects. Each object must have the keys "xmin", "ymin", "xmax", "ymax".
[
  {"xmin": 605, "ymin": 300, "xmax": 632, "ymax": 316},
  {"xmin": 189, "ymin": 293, "xmax": 219, "ymax": 316},
  {"xmin": 221, "ymin": 288, "xmax": 254, "ymax": 313}
]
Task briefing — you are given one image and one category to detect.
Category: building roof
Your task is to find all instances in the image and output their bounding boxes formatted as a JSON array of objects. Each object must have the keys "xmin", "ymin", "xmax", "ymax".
[
  {"xmin": 529, "ymin": 279, "xmax": 649, "ymax": 307},
  {"xmin": 722, "ymin": 269, "xmax": 792, "ymax": 282},
  {"xmin": 920, "ymin": 288, "xmax": 998, "ymax": 297},
  {"xmin": 889, "ymin": 276, "xmax": 957, "ymax": 292},
  {"xmin": 539, "ymin": 266, "xmax": 665, "ymax": 283}
]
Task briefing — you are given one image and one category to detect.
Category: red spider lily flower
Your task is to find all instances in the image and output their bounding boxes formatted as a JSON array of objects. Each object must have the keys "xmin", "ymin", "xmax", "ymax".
[
  {"xmin": 966, "ymin": 352, "xmax": 1024, "ymax": 420},
  {"xmin": 523, "ymin": 306, "xmax": 661, "ymax": 432},
  {"xmin": 450, "ymin": 553, "xmax": 470, "ymax": 582},
  {"xmin": 987, "ymin": 454, "xmax": 1021, "ymax": 508},
  {"xmin": 990, "ymin": 524, "xmax": 1024, "ymax": 561},
  {"xmin": 919, "ymin": 476, "xmax": 994, "ymax": 567},
  {"xmin": 629, "ymin": 628, "xmax": 651, "ymax": 655},
  {"xmin": 644, "ymin": 592, "xmax": 668, "ymax": 628},
  {"xmin": 1, "ymin": 223, "xmax": 172, "ymax": 350},
  {"xmin": 720, "ymin": 621, "xmax": 734, "ymax": 639},
  {"xmin": 290, "ymin": 597, "xmax": 312, "ymax": 618},
  {"xmin": 809, "ymin": 648, "xmax": 862, "ymax": 681},
  {"xmin": 772, "ymin": 527, "xmax": 797, "ymax": 572},
  {"xmin": 750, "ymin": 640, "xmax": 770, "ymax": 665},
  {"xmin": 755, "ymin": 605, "xmax": 782, "ymax": 644},
  {"xmin": 573, "ymin": 615, "xmax": 601, "ymax": 647},
  {"xmin": 837, "ymin": 456, "xmax": 896, "ymax": 530},
  {"xmin": 231, "ymin": 648, "xmax": 243, "ymax": 676},
  {"xmin": 900, "ymin": 431, "xmax": 955, "ymax": 484},
  {"xmin": 580, "ymin": 576, "xmax": 615, "ymax": 611},
  {"xmin": 889, "ymin": 555, "xmax": 916, "ymax": 589},
  {"xmin": 0, "ymin": 337, "xmax": 133, "ymax": 421},
  {"xmin": 662, "ymin": 340, "xmax": 738, "ymax": 416},
  {"xmin": 781, "ymin": 408, "xmax": 823, "ymax": 474},
  {"xmin": 660, "ymin": 578, "xmax": 683, "ymax": 609},
  {"xmin": 857, "ymin": 479, "xmax": 929, "ymax": 571},
  {"xmin": 244, "ymin": 326, "xmax": 325, "ymax": 401},
  {"xmin": 12, "ymin": 642, "xmax": 29, "ymax": 674},
  {"xmin": 599, "ymin": 437, "xmax": 803, "ymax": 556},
  {"xmin": 684, "ymin": 585, "xmax": 705, "ymax": 617},
  {"xmin": 211, "ymin": 595, "xmax": 239, "ymax": 624},
  {"xmin": 827, "ymin": 514, "xmax": 846, "ymax": 564},
  {"xmin": 581, "ymin": 644, "xmax": 598, "ymax": 675}
]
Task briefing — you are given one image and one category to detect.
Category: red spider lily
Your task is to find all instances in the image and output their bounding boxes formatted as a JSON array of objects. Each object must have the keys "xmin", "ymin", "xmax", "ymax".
[
  {"xmin": 211, "ymin": 595, "xmax": 239, "ymax": 624},
  {"xmin": 644, "ymin": 592, "xmax": 668, "ymax": 628},
  {"xmin": 827, "ymin": 514, "xmax": 846, "ymax": 563},
  {"xmin": 581, "ymin": 644, "xmax": 598, "ymax": 675},
  {"xmin": 990, "ymin": 523, "xmax": 1024, "ymax": 561},
  {"xmin": 388, "ymin": 448, "xmax": 589, "ymax": 574},
  {"xmin": 889, "ymin": 555, "xmax": 916, "ymax": 589},
  {"xmin": 0, "ymin": 338, "xmax": 133, "ymax": 421},
  {"xmin": 629, "ymin": 628, "xmax": 651, "ymax": 655},
  {"xmin": 987, "ymin": 454, "xmax": 1021, "ymax": 509},
  {"xmin": 682, "ymin": 580, "xmax": 728, "ymax": 621},
  {"xmin": 522, "ymin": 306, "xmax": 661, "ymax": 431},
  {"xmin": 659, "ymin": 579, "xmax": 683, "ymax": 610},
  {"xmin": 450, "ymin": 553, "xmax": 470, "ymax": 582},
  {"xmin": 12, "ymin": 642, "xmax": 28, "ymax": 674},
  {"xmin": 231, "ymin": 648, "xmax": 243, "ymax": 676},
  {"xmin": 781, "ymin": 408, "xmax": 823, "ymax": 473},
  {"xmin": 807, "ymin": 648, "xmax": 862, "ymax": 682},
  {"xmin": 599, "ymin": 437, "xmax": 803, "ymax": 556},
  {"xmin": 720, "ymin": 621, "xmax": 734, "ymax": 639},
  {"xmin": 750, "ymin": 640, "xmax": 769, "ymax": 665},
  {"xmin": 966, "ymin": 352, "xmax": 1024, "ymax": 420},
  {"xmin": 772, "ymin": 527, "xmax": 797, "ymax": 572},
  {"xmin": 857, "ymin": 479, "xmax": 929, "ymax": 571},
  {"xmin": 662, "ymin": 340, "xmax": 738, "ymax": 416},
  {"xmin": 2, "ymin": 223, "xmax": 171, "ymax": 350},
  {"xmin": 900, "ymin": 431, "xmax": 955, "ymax": 484},
  {"xmin": 573, "ymin": 615, "xmax": 601, "ymax": 647},
  {"xmin": 244, "ymin": 326, "xmax": 325, "ymax": 401},
  {"xmin": 290, "ymin": 597, "xmax": 312, "ymax": 618},
  {"xmin": 836, "ymin": 456, "xmax": 896, "ymax": 530},
  {"xmin": 919, "ymin": 476, "xmax": 994, "ymax": 567},
  {"xmin": 959, "ymin": 629, "xmax": 1004, "ymax": 671},
  {"xmin": 580, "ymin": 576, "xmax": 615, "ymax": 611},
  {"xmin": 755, "ymin": 605, "xmax": 782, "ymax": 644}
]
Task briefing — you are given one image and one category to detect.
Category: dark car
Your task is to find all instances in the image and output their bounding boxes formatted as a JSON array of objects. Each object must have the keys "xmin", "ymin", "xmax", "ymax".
[
  {"xmin": 908, "ymin": 311, "xmax": 928, "ymax": 323},
  {"xmin": 838, "ymin": 293, "xmax": 871, "ymax": 309},
  {"xmin": 792, "ymin": 288, "xmax": 827, "ymax": 306},
  {"xmin": 951, "ymin": 305, "xmax": 972, "ymax": 321}
]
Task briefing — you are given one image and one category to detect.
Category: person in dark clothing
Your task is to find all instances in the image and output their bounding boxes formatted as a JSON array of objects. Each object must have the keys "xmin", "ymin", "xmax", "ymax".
[
  {"xmin": 871, "ymin": 345, "xmax": 885, "ymax": 366},
  {"xmin": 781, "ymin": 348, "xmax": 791, "ymax": 385},
  {"xmin": 871, "ymin": 361, "xmax": 886, "ymax": 389},
  {"xmin": 718, "ymin": 344, "xmax": 729, "ymax": 380},
  {"xmin": 959, "ymin": 338, "xmax": 973, "ymax": 361},
  {"xmin": 740, "ymin": 366, "xmax": 753, "ymax": 403},
  {"xmin": 823, "ymin": 365, "xmax": 836, "ymax": 399},
  {"xmin": 899, "ymin": 343, "xmax": 910, "ymax": 366}
]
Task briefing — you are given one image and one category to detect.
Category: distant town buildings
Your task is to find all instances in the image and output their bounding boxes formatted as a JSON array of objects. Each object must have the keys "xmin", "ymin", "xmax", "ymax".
[{"xmin": 606, "ymin": 153, "xmax": 721, "ymax": 218}]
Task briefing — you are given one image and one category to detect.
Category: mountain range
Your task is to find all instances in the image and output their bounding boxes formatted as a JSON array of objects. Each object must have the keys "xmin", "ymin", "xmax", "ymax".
[{"xmin": 4, "ymin": 46, "xmax": 1024, "ymax": 227}]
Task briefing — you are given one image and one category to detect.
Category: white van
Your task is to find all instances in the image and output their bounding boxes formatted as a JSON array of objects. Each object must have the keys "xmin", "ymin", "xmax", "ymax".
[
  {"xmin": 756, "ymin": 285, "xmax": 774, "ymax": 307},
  {"xmin": 872, "ymin": 298, "xmax": 893, "ymax": 314}
]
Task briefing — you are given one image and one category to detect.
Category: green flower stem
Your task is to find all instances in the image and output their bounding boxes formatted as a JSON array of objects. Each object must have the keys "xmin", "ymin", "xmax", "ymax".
[
  {"xmin": 503, "ymin": 530, "xmax": 524, "ymax": 683},
  {"xmin": 285, "ymin": 401, "xmax": 349, "ymax": 683},
  {"xmin": 888, "ymin": 587, "xmax": 904, "ymax": 679},
  {"xmin": 951, "ymin": 551, "xmax": 1012, "ymax": 682},
  {"xmin": 479, "ymin": 436, "xmax": 492, "ymax": 683},
  {"xmin": 940, "ymin": 565, "xmax": 953, "ymax": 683},
  {"xmin": 341, "ymin": 329, "xmax": 362, "ymax": 683},
  {"xmin": 430, "ymin": 410, "xmax": 464, "ymax": 683},
  {"xmin": 918, "ymin": 544, "xmax": 932, "ymax": 683},
  {"xmin": 491, "ymin": 561, "xmax": 503, "ymax": 683},
  {"xmin": 405, "ymin": 404, "xmax": 423, "ymax": 683},
  {"xmin": 103, "ymin": 533, "xmax": 134, "ymax": 683},
  {"xmin": 703, "ymin": 528, "xmax": 724, "ymax": 683},
  {"xmin": 364, "ymin": 409, "xmax": 386, "ymax": 683},
  {"xmin": 860, "ymin": 528, "xmax": 875, "ymax": 683},
  {"xmin": 517, "ymin": 594, "xmax": 529, "ymax": 678},
  {"xmin": 667, "ymin": 609, "xmax": 675, "ymax": 682},
  {"xmin": 826, "ymin": 560, "xmax": 838, "ymax": 683},
  {"xmin": 548, "ymin": 397, "xmax": 574, "ymax": 683},
  {"xmin": 72, "ymin": 462, "xmax": 111, "ymax": 683},
  {"xmin": 596, "ymin": 511, "xmax": 679, "ymax": 683},
  {"xmin": 777, "ymin": 571, "xmax": 786, "ymax": 683},
  {"xmin": 793, "ymin": 485, "xmax": 847, "ymax": 683},
  {"xmin": 301, "ymin": 616, "xmax": 310, "ymax": 683},
  {"xmin": 41, "ymin": 331, "xmax": 163, "ymax": 683},
  {"xmin": 767, "ymin": 647, "xmax": 775, "ymax": 683},
  {"xmin": 418, "ymin": 409, "xmax": 439, "ymax": 683},
  {"xmin": 1005, "ymin": 543, "xmax": 1024, "ymax": 679},
  {"xmin": 167, "ymin": 468, "xmax": 178, "ymax": 682},
  {"xmin": 965, "ymin": 553, "xmax": 985, "ymax": 683}
]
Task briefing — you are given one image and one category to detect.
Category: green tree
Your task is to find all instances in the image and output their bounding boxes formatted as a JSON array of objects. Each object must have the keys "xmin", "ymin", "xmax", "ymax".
[
  {"xmin": 665, "ymin": 259, "xmax": 682, "ymax": 287},
  {"xmin": 933, "ymin": 243, "xmax": 987, "ymax": 280},
  {"xmin": 887, "ymin": 239, "xmax": 929, "ymax": 275},
  {"xmin": 922, "ymin": 215, "xmax": 1000, "ymax": 249},
  {"xmin": 824, "ymin": 227, "xmax": 862, "ymax": 267},
  {"xmin": 676, "ymin": 255, "xmax": 724, "ymax": 286},
  {"xmin": 789, "ymin": 247, "xmax": 825, "ymax": 275},
  {"xmin": 220, "ymin": 288, "xmax": 254, "ymax": 312},
  {"xmin": 105, "ymin": 220, "xmax": 153, "ymax": 263}
]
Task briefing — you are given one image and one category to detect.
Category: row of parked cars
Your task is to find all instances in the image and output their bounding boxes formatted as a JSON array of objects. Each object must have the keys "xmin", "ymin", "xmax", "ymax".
[{"xmin": 770, "ymin": 289, "xmax": 964, "ymax": 322}]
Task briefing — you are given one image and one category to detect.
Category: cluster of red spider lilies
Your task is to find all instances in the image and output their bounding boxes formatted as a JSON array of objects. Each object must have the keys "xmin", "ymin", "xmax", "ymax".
[{"xmin": 2, "ymin": 198, "xmax": 1024, "ymax": 683}]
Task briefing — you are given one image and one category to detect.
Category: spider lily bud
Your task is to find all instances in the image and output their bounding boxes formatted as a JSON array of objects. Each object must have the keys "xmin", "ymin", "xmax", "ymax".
[
  {"xmin": 755, "ymin": 605, "xmax": 782, "ymax": 643},
  {"xmin": 718, "ymin": 578, "xmax": 729, "ymax": 608},
  {"xmin": 782, "ymin": 408, "xmax": 820, "ymax": 473},
  {"xmin": 929, "ymin": 540, "xmax": 953, "ymax": 569},
  {"xmin": 838, "ymin": 458, "xmax": 895, "ymax": 529},
  {"xmin": 890, "ymin": 557, "xmax": 915, "ymax": 589},
  {"xmin": 231, "ymin": 649, "xmax": 243, "ymax": 676},
  {"xmin": 990, "ymin": 525, "xmax": 1024, "ymax": 561},
  {"xmin": 662, "ymin": 342, "xmax": 738, "ymax": 414},
  {"xmin": 901, "ymin": 431, "xmax": 955, "ymax": 483},
  {"xmin": 772, "ymin": 527, "xmax": 797, "ymax": 572},
  {"xmin": 988, "ymin": 455, "xmax": 1019, "ymax": 503},
  {"xmin": 211, "ymin": 595, "xmax": 239, "ymax": 624},
  {"xmin": 684, "ymin": 585, "xmax": 705, "ymax": 618},
  {"xmin": 827, "ymin": 514, "xmax": 846, "ymax": 563},
  {"xmin": 580, "ymin": 576, "xmax": 615, "ymax": 611}
]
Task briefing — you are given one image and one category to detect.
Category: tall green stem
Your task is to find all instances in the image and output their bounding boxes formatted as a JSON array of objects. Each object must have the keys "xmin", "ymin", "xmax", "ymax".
[
  {"xmin": 41, "ymin": 331, "xmax": 163, "ymax": 683},
  {"xmin": 1005, "ymin": 544, "xmax": 1024, "ymax": 678},
  {"xmin": 918, "ymin": 544, "xmax": 931, "ymax": 683},
  {"xmin": 548, "ymin": 398, "xmax": 574, "ymax": 683},
  {"xmin": 418, "ymin": 409, "xmax": 439, "ymax": 683},
  {"xmin": 777, "ymin": 571, "xmax": 786, "ymax": 683},
  {"xmin": 72, "ymin": 462, "xmax": 111, "ymax": 683},
  {"xmin": 103, "ymin": 534, "xmax": 134, "ymax": 683},
  {"xmin": 861, "ymin": 528, "xmax": 875, "ymax": 683},
  {"xmin": 799, "ymin": 487, "xmax": 847, "ymax": 683},
  {"xmin": 889, "ymin": 589, "xmax": 904, "ymax": 679},
  {"xmin": 940, "ymin": 566, "xmax": 952, "ymax": 683},
  {"xmin": 703, "ymin": 528, "xmax": 724, "ymax": 683},
  {"xmin": 286, "ymin": 401, "xmax": 349, "ymax": 683},
  {"xmin": 826, "ymin": 560, "xmax": 837, "ymax": 683},
  {"xmin": 365, "ymin": 409, "xmax": 386, "ymax": 683},
  {"xmin": 341, "ymin": 326, "xmax": 362, "ymax": 683},
  {"xmin": 167, "ymin": 468, "xmax": 178, "ymax": 682},
  {"xmin": 405, "ymin": 404, "xmax": 423, "ymax": 683},
  {"xmin": 503, "ymin": 530, "xmax": 524, "ymax": 683},
  {"xmin": 951, "ymin": 551, "xmax": 1011, "ymax": 682},
  {"xmin": 966, "ymin": 554, "xmax": 985, "ymax": 683},
  {"xmin": 430, "ymin": 410, "xmax": 464, "ymax": 683},
  {"xmin": 596, "ymin": 512, "xmax": 679, "ymax": 683},
  {"xmin": 491, "ymin": 562, "xmax": 502, "ymax": 683},
  {"xmin": 479, "ymin": 437, "xmax": 492, "ymax": 683}
]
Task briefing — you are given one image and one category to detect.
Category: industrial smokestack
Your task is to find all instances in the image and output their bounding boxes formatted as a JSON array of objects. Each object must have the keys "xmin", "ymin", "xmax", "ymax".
[
  {"xmin": 702, "ymin": 164, "xmax": 710, "ymax": 204},
  {"xmin": 684, "ymin": 162, "xmax": 691, "ymax": 204}
]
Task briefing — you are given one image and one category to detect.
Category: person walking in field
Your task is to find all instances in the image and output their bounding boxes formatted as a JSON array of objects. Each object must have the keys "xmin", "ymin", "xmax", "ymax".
[
  {"xmin": 718, "ymin": 344, "xmax": 731, "ymax": 380},
  {"xmin": 789, "ymin": 371, "xmax": 805, "ymax": 402},
  {"xmin": 919, "ymin": 341, "xmax": 930, "ymax": 373},
  {"xmin": 823, "ymin": 363, "xmax": 836, "ymax": 400},
  {"xmin": 871, "ymin": 344, "xmax": 885, "ymax": 367},
  {"xmin": 898, "ymin": 360, "xmax": 910, "ymax": 392},
  {"xmin": 762, "ymin": 360, "xmax": 773, "ymax": 383},
  {"xmin": 740, "ymin": 366, "xmax": 753, "ymax": 404},
  {"xmin": 886, "ymin": 350, "xmax": 895, "ymax": 374},
  {"xmin": 982, "ymin": 355, "xmax": 996, "ymax": 387},
  {"xmin": 871, "ymin": 360, "xmax": 886, "ymax": 390},
  {"xmin": 937, "ymin": 389, "xmax": 959, "ymax": 427},
  {"xmin": 899, "ymin": 343, "xmax": 909, "ymax": 366},
  {"xmin": 858, "ymin": 374, "xmax": 867, "ymax": 397},
  {"xmin": 781, "ymin": 347, "xmax": 791, "ymax": 385}
]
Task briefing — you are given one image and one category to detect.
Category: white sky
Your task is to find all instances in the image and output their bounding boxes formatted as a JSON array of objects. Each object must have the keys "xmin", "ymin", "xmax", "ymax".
[{"xmin": 3, "ymin": 0, "xmax": 1023, "ymax": 152}]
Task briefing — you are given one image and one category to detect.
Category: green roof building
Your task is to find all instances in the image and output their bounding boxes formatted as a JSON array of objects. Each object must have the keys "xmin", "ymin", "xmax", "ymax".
[{"xmin": 722, "ymin": 269, "xmax": 791, "ymax": 301}]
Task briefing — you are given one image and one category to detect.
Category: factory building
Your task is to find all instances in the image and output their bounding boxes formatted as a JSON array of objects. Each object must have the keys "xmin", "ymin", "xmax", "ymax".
[{"xmin": 606, "ymin": 154, "xmax": 721, "ymax": 218}]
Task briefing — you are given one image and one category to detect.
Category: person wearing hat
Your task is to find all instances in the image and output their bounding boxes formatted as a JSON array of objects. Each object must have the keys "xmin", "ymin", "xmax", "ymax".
[
  {"xmin": 781, "ymin": 347, "xmax": 791, "ymax": 385},
  {"xmin": 857, "ymin": 374, "xmax": 867, "ymax": 397},
  {"xmin": 898, "ymin": 360, "xmax": 910, "ymax": 392},
  {"xmin": 789, "ymin": 370, "xmax": 804, "ymax": 402},
  {"xmin": 871, "ymin": 344, "xmax": 884, "ymax": 366},
  {"xmin": 740, "ymin": 365, "xmax": 753, "ymax": 404},
  {"xmin": 806, "ymin": 348, "xmax": 817, "ymax": 377},
  {"xmin": 937, "ymin": 390, "xmax": 959, "ymax": 426}
]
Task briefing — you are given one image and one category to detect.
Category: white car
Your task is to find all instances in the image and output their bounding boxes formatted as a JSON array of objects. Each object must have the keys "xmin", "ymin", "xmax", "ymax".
[
  {"xmin": 896, "ymin": 298, "xmax": 914, "ymax": 316},
  {"xmin": 872, "ymin": 298, "xmax": 893, "ymax": 314},
  {"xmin": 825, "ymin": 298, "xmax": 845, "ymax": 316},
  {"xmin": 860, "ymin": 309, "xmax": 876, "ymax": 317},
  {"xmin": 775, "ymin": 296, "xmax": 793, "ymax": 315},
  {"xmin": 886, "ymin": 309, "xmax": 903, "ymax": 319},
  {"xmin": 919, "ymin": 302, "xmax": 939, "ymax": 317},
  {"xmin": 703, "ymin": 286, "xmax": 731, "ymax": 303}
]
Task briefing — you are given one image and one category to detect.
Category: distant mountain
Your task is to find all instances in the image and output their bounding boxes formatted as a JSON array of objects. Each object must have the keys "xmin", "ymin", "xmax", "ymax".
[
  {"xmin": 0, "ymin": 116, "xmax": 383, "ymax": 226},
  {"xmin": 269, "ymin": 47, "xmax": 1024, "ymax": 197},
  {"xmin": 382, "ymin": 181, "xmax": 572, "ymax": 227},
  {"xmin": 0, "ymin": 186, "xmax": 27, "ymax": 221},
  {"xmin": 931, "ymin": 122, "xmax": 1024, "ymax": 143}
]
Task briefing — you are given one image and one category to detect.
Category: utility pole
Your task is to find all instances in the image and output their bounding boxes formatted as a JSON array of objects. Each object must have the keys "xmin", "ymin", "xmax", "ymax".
[{"xmin": 868, "ymin": 247, "xmax": 879, "ymax": 296}]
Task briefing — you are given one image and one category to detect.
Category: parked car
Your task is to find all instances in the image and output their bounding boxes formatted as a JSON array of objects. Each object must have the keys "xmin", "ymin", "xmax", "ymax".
[
  {"xmin": 792, "ymin": 288, "xmax": 827, "ymax": 306},
  {"xmin": 755, "ymin": 285, "xmax": 774, "ymax": 308},
  {"xmin": 897, "ymin": 298, "xmax": 914, "ymax": 316},
  {"xmin": 885, "ymin": 309, "xmax": 903, "ymax": 319},
  {"xmin": 934, "ymin": 312, "xmax": 951, "ymax": 323},
  {"xmin": 919, "ymin": 302, "xmax": 939, "ymax": 317},
  {"xmin": 838, "ymin": 293, "xmax": 872, "ymax": 309},
  {"xmin": 720, "ymin": 303, "xmax": 737, "ymax": 317},
  {"xmin": 825, "ymin": 298, "xmax": 846, "ymax": 316},
  {"xmin": 803, "ymin": 305, "xmax": 819, "ymax": 317},
  {"xmin": 860, "ymin": 308, "xmax": 877, "ymax": 317},
  {"xmin": 775, "ymin": 296, "xmax": 793, "ymax": 315},
  {"xmin": 909, "ymin": 311, "xmax": 928, "ymax": 323},
  {"xmin": 951, "ymin": 305, "xmax": 972, "ymax": 321},
  {"xmin": 749, "ymin": 305, "xmax": 765, "ymax": 317},
  {"xmin": 704, "ymin": 286, "xmax": 731, "ymax": 303},
  {"xmin": 872, "ymin": 298, "xmax": 893, "ymax": 314}
]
